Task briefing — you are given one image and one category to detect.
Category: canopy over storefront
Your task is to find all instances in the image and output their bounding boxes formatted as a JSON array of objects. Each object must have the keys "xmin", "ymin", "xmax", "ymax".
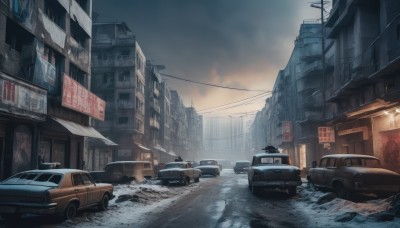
[{"xmin": 51, "ymin": 117, "xmax": 118, "ymax": 146}]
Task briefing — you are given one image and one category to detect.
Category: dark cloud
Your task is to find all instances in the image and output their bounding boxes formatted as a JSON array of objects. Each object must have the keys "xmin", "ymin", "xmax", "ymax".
[{"xmin": 92, "ymin": 0, "xmax": 321, "ymax": 112}]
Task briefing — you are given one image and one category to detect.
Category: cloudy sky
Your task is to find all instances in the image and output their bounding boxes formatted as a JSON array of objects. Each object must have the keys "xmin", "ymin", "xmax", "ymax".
[{"xmin": 92, "ymin": 0, "xmax": 325, "ymax": 118}]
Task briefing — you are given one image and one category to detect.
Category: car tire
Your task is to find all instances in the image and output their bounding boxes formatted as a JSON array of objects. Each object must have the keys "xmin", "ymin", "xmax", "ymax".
[
  {"xmin": 182, "ymin": 177, "xmax": 189, "ymax": 186},
  {"xmin": 251, "ymin": 183, "xmax": 261, "ymax": 195},
  {"xmin": 98, "ymin": 194, "xmax": 109, "ymax": 211},
  {"xmin": 64, "ymin": 202, "xmax": 78, "ymax": 220},
  {"xmin": 334, "ymin": 182, "xmax": 350, "ymax": 200},
  {"xmin": 194, "ymin": 176, "xmax": 200, "ymax": 183},
  {"xmin": 288, "ymin": 187, "xmax": 297, "ymax": 196}
]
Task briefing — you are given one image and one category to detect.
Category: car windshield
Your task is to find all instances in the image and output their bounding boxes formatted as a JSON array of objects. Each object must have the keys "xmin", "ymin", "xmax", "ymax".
[
  {"xmin": 236, "ymin": 162, "xmax": 250, "ymax": 167},
  {"xmin": 200, "ymin": 160, "xmax": 217, "ymax": 166},
  {"xmin": 165, "ymin": 163, "xmax": 184, "ymax": 169},
  {"xmin": 255, "ymin": 156, "xmax": 289, "ymax": 165},
  {"xmin": 344, "ymin": 158, "xmax": 382, "ymax": 168},
  {"xmin": 1, "ymin": 172, "xmax": 62, "ymax": 187}
]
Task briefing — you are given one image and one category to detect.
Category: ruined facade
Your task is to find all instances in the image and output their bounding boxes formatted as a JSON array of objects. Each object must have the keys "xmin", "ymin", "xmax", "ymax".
[
  {"xmin": 91, "ymin": 22, "xmax": 150, "ymax": 167},
  {"xmin": 251, "ymin": 0, "xmax": 400, "ymax": 173},
  {"xmin": 0, "ymin": 0, "xmax": 115, "ymax": 179}
]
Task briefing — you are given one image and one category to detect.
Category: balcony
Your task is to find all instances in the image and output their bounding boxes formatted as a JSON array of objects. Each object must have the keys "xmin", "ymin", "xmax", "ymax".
[
  {"xmin": 153, "ymin": 86, "xmax": 160, "ymax": 97},
  {"xmin": 150, "ymin": 118, "xmax": 160, "ymax": 129},
  {"xmin": 114, "ymin": 38, "xmax": 136, "ymax": 46},
  {"xmin": 114, "ymin": 56, "xmax": 135, "ymax": 67},
  {"xmin": 150, "ymin": 99, "xmax": 161, "ymax": 113}
]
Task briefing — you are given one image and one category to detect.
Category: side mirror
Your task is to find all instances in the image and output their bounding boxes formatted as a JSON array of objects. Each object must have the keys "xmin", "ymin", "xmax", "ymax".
[{"xmin": 312, "ymin": 161, "xmax": 317, "ymax": 168}]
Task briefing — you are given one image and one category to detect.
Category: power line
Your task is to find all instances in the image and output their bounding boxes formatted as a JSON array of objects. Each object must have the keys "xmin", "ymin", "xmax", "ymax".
[
  {"xmin": 200, "ymin": 96, "xmax": 268, "ymax": 114},
  {"xmin": 160, "ymin": 73, "xmax": 268, "ymax": 92},
  {"xmin": 198, "ymin": 92, "xmax": 271, "ymax": 112}
]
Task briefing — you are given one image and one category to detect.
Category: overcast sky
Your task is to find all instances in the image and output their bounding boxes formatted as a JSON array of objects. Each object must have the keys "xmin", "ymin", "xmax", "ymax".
[{"xmin": 92, "ymin": 0, "xmax": 325, "ymax": 118}]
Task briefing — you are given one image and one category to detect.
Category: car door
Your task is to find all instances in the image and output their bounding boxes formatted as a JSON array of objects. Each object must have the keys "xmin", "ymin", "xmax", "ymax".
[
  {"xmin": 72, "ymin": 173, "xmax": 88, "ymax": 207},
  {"xmin": 312, "ymin": 158, "xmax": 327, "ymax": 186},
  {"xmin": 81, "ymin": 173, "xmax": 99, "ymax": 205},
  {"xmin": 323, "ymin": 158, "xmax": 337, "ymax": 187}
]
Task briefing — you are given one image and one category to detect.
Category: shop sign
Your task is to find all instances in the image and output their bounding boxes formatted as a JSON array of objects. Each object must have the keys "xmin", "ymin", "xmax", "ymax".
[
  {"xmin": 282, "ymin": 121, "xmax": 293, "ymax": 142},
  {"xmin": 318, "ymin": 126, "xmax": 335, "ymax": 143},
  {"xmin": 0, "ymin": 73, "xmax": 47, "ymax": 116},
  {"xmin": 62, "ymin": 74, "xmax": 105, "ymax": 121}
]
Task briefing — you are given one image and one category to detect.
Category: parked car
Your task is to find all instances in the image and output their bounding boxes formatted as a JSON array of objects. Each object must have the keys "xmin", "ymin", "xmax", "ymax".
[
  {"xmin": 90, "ymin": 161, "xmax": 154, "ymax": 183},
  {"xmin": 247, "ymin": 147, "xmax": 302, "ymax": 196},
  {"xmin": 0, "ymin": 169, "xmax": 114, "ymax": 220},
  {"xmin": 234, "ymin": 160, "xmax": 251, "ymax": 174},
  {"xmin": 157, "ymin": 161, "xmax": 202, "ymax": 185},
  {"xmin": 196, "ymin": 159, "xmax": 221, "ymax": 177},
  {"xmin": 307, "ymin": 154, "xmax": 400, "ymax": 199}
]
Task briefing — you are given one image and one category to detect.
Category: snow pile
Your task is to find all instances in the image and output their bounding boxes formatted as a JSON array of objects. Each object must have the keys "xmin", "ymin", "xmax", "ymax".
[
  {"xmin": 65, "ymin": 180, "xmax": 199, "ymax": 227},
  {"xmin": 295, "ymin": 183, "xmax": 400, "ymax": 227}
]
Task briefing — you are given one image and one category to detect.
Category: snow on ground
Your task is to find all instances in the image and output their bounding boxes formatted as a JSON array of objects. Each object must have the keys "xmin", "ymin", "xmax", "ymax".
[
  {"xmin": 61, "ymin": 175, "xmax": 400, "ymax": 228},
  {"xmin": 62, "ymin": 179, "xmax": 201, "ymax": 228},
  {"xmin": 294, "ymin": 182, "xmax": 400, "ymax": 228}
]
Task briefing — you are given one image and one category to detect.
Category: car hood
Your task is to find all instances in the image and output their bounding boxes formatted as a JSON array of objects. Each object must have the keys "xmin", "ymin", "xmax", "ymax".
[
  {"xmin": 253, "ymin": 165, "xmax": 299, "ymax": 171},
  {"xmin": 159, "ymin": 168, "xmax": 185, "ymax": 172},
  {"xmin": 345, "ymin": 167, "xmax": 400, "ymax": 176},
  {"xmin": 197, "ymin": 165, "xmax": 219, "ymax": 169}
]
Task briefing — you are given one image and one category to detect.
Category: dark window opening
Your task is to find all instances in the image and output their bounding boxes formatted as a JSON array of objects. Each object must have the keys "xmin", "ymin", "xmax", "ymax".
[
  {"xmin": 119, "ymin": 71, "xmax": 130, "ymax": 81},
  {"xmin": 5, "ymin": 18, "xmax": 34, "ymax": 52},
  {"xmin": 69, "ymin": 63, "xmax": 87, "ymax": 86},
  {"xmin": 70, "ymin": 19, "xmax": 89, "ymax": 49},
  {"xmin": 118, "ymin": 117, "xmax": 129, "ymax": 124},
  {"xmin": 119, "ymin": 93, "xmax": 130, "ymax": 100},
  {"xmin": 44, "ymin": 0, "xmax": 66, "ymax": 29},
  {"xmin": 75, "ymin": 0, "xmax": 89, "ymax": 14}
]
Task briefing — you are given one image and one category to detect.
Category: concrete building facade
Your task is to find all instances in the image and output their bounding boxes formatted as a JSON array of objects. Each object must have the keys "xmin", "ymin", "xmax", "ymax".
[{"xmin": 0, "ymin": 0, "xmax": 115, "ymax": 179}]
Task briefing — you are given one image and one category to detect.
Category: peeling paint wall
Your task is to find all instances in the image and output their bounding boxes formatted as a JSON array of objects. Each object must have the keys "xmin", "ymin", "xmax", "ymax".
[
  {"xmin": 70, "ymin": 0, "xmax": 91, "ymax": 37},
  {"xmin": 39, "ymin": 9, "xmax": 66, "ymax": 49}
]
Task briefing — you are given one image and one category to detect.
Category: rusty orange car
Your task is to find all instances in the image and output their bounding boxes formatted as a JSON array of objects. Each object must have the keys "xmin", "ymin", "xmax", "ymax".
[{"xmin": 0, "ymin": 169, "xmax": 114, "ymax": 220}]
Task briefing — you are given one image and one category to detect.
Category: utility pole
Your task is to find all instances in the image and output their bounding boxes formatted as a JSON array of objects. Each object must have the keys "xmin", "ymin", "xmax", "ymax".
[
  {"xmin": 311, "ymin": 1, "xmax": 326, "ymax": 119},
  {"xmin": 320, "ymin": 0, "xmax": 326, "ymax": 120}
]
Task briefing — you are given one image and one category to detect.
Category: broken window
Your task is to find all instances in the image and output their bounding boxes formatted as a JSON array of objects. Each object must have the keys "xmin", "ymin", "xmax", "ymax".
[
  {"xmin": 5, "ymin": 18, "xmax": 34, "ymax": 52},
  {"xmin": 70, "ymin": 19, "xmax": 89, "ymax": 49},
  {"xmin": 44, "ymin": 0, "xmax": 66, "ymax": 29},
  {"xmin": 69, "ymin": 63, "xmax": 87, "ymax": 87}
]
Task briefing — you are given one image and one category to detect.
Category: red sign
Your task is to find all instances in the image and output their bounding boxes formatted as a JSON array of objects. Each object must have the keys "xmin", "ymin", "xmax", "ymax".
[
  {"xmin": 282, "ymin": 121, "xmax": 293, "ymax": 142},
  {"xmin": 318, "ymin": 126, "xmax": 335, "ymax": 143},
  {"xmin": 62, "ymin": 74, "xmax": 105, "ymax": 121}
]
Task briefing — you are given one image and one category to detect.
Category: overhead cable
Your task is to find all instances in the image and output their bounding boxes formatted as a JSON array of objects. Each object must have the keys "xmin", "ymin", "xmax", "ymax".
[{"xmin": 160, "ymin": 73, "xmax": 268, "ymax": 92}]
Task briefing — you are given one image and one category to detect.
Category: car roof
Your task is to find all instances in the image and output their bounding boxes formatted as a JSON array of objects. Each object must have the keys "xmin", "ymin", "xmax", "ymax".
[
  {"xmin": 20, "ymin": 169, "xmax": 86, "ymax": 174},
  {"xmin": 107, "ymin": 160, "xmax": 151, "ymax": 165},
  {"xmin": 321, "ymin": 154, "xmax": 378, "ymax": 159},
  {"xmin": 235, "ymin": 160, "xmax": 250, "ymax": 163},
  {"xmin": 253, "ymin": 153, "xmax": 289, "ymax": 158}
]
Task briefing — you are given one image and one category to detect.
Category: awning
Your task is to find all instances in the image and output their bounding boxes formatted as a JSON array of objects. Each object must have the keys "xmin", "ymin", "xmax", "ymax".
[
  {"xmin": 135, "ymin": 143, "xmax": 151, "ymax": 151},
  {"xmin": 51, "ymin": 117, "xmax": 118, "ymax": 146}
]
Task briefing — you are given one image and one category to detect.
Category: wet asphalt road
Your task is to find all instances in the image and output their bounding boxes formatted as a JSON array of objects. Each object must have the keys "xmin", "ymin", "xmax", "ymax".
[{"xmin": 141, "ymin": 169, "xmax": 310, "ymax": 228}]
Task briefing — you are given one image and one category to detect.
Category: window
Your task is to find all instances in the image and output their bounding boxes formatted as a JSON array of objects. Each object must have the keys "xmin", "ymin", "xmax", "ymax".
[
  {"xmin": 69, "ymin": 63, "xmax": 87, "ymax": 86},
  {"xmin": 81, "ymin": 173, "xmax": 93, "ymax": 185},
  {"xmin": 119, "ymin": 71, "xmax": 130, "ymax": 81},
  {"xmin": 319, "ymin": 158, "xmax": 328, "ymax": 167},
  {"xmin": 326, "ymin": 158, "xmax": 336, "ymax": 167},
  {"xmin": 70, "ymin": 19, "xmax": 89, "ymax": 49},
  {"xmin": 73, "ymin": 174, "xmax": 84, "ymax": 186},
  {"xmin": 119, "ymin": 93, "xmax": 130, "ymax": 100},
  {"xmin": 5, "ymin": 19, "xmax": 34, "ymax": 52},
  {"xmin": 44, "ymin": 0, "xmax": 66, "ymax": 29},
  {"xmin": 75, "ymin": 0, "xmax": 89, "ymax": 14},
  {"xmin": 118, "ymin": 117, "xmax": 129, "ymax": 124}
]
